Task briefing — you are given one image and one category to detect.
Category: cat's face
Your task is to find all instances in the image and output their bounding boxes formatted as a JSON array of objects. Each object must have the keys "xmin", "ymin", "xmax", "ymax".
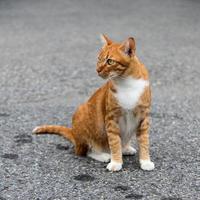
[{"xmin": 96, "ymin": 34, "xmax": 136, "ymax": 79}]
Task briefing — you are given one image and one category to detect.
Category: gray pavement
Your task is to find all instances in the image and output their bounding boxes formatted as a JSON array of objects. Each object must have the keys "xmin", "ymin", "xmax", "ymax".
[{"xmin": 0, "ymin": 0, "xmax": 200, "ymax": 199}]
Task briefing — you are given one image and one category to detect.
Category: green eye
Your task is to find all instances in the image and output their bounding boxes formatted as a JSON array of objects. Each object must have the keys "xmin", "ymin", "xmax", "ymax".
[{"xmin": 107, "ymin": 59, "xmax": 115, "ymax": 65}]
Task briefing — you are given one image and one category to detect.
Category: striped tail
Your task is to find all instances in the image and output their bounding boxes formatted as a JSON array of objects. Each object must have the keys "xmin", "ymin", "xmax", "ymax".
[{"xmin": 33, "ymin": 125, "xmax": 75, "ymax": 145}]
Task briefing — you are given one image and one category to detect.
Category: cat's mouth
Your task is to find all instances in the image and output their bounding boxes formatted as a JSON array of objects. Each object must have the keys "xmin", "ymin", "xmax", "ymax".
[
  {"xmin": 97, "ymin": 71, "xmax": 108, "ymax": 79},
  {"xmin": 99, "ymin": 74, "xmax": 108, "ymax": 79},
  {"xmin": 98, "ymin": 71, "xmax": 118, "ymax": 80},
  {"xmin": 97, "ymin": 66, "xmax": 116, "ymax": 79},
  {"xmin": 99, "ymin": 74, "xmax": 118, "ymax": 80}
]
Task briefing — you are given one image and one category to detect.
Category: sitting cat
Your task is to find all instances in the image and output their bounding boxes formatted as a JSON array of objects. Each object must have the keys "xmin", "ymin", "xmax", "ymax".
[{"xmin": 33, "ymin": 34, "xmax": 155, "ymax": 172}]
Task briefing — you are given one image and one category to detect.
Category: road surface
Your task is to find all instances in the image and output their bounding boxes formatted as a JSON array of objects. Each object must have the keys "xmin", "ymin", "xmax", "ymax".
[{"xmin": 0, "ymin": 0, "xmax": 200, "ymax": 199}]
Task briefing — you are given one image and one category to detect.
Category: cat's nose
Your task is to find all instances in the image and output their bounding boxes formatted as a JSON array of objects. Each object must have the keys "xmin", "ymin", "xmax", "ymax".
[{"xmin": 96, "ymin": 68, "xmax": 102, "ymax": 73}]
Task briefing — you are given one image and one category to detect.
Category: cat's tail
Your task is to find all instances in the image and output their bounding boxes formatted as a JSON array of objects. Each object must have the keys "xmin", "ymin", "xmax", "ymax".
[{"xmin": 32, "ymin": 125, "xmax": 75, "ymax": 145}]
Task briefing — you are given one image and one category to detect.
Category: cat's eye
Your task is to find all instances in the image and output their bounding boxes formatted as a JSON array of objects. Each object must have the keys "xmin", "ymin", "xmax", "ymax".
[{"xmin": 107, "ymin": 59, "xmax": 116, "ymax": 65}]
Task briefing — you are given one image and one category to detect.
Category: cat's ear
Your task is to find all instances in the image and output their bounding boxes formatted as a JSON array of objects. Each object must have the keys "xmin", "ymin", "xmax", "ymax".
[
  {"xmin": 119, "ymin": 37, "xmax": 136, "ymax": 57},
  {"xmin": 100, "ymin": 34, "xmax": 112, "ymax": 46}
]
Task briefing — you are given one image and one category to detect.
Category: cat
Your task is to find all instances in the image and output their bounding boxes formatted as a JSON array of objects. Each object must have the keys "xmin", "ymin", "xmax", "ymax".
[{"xmin": 33, "ymin": 34, "xmax": 155, "ymax": 172}]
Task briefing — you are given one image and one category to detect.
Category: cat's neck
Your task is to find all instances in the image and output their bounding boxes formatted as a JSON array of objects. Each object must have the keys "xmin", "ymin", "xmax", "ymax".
[
  {"xmin": 112, "ymin": 55, "xmax": 148, "ymax": 85},
  {"xmin": 130, "ymin": 55, "xmax": 148, "ymax": 79}
]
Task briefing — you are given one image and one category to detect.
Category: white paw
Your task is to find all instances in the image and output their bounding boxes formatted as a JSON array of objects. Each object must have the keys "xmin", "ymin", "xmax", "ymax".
[
  {"xmin": 122, "ymin": 146, "xmax": 137, "ymax": 155},
  {"xmin": 87, "ymin": 152, "xmax": 110, "ymax": 163},
  {"xmin": 140, "ymin": 160, "xmax": 155, "ymax": 171},
  {"xmin": 106, "ymin": 161, "xmax": 122, "ymax": 172}
]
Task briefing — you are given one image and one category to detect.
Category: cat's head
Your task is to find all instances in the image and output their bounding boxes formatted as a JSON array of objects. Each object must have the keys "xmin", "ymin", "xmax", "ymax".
[{"xmin": 96, "ymin": 34, "xmax": 136, "ymax": 79}]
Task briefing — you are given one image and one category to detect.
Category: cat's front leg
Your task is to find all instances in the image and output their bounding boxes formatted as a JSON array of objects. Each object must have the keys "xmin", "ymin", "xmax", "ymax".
[
  {"xmin": 136, "ymin": 117, "xmax": 155, "ymax": 171},
  {"xmin": 106, "ymin": 119, "xmax": 123, "ymax": 172}
]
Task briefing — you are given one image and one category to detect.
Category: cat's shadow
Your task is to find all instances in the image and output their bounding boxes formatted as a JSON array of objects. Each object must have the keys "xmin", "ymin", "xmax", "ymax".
[
  {"xmin": 122, "ymin": 155, "xmax": 140, "ymax": 171},
  {"xmin": 82, "ymin": 154, "xmax": 140, "ymax": 172},
  {"xmin": 54, "ymin": 142, "xmax": 140, "ymax": 171}
]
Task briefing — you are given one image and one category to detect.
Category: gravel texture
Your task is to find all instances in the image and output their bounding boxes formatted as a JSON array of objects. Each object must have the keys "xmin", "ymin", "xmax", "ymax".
[{"xmin": 0, "ymin": 0, "xmax": 200, "ymax": 199}]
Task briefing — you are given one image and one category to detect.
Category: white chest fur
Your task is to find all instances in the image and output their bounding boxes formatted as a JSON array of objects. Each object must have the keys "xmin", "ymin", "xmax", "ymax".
[
  {"xmin": 119, "ymin": 110, "xmax": 139, "ymax": 146},
  {"xmin": 114, "ymin": 77, "xmax": 149, "ymax": 146},
  {"xmin": 114, "ymin": 77, "xmax": 149, "ymax": 110}
]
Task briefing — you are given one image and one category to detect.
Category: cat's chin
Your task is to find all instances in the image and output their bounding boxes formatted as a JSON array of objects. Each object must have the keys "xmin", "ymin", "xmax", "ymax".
[
  {"xmin": 99, "ymin": 74, "xmax": 120, "ymax": 80},
  {"xmin": 109, "ymin": 75, "xmax": 122, "ymax": 81},
  {"xmin": 109, "ymin": 76, "xmax": 118, "ymax": 80},
  {"xmin": 98, "ymin": 74, "xmax": 108, "ymax": 79},
  {"xmin": 109, "ymin": 76, "xmax": 127, "ymax": 82}
]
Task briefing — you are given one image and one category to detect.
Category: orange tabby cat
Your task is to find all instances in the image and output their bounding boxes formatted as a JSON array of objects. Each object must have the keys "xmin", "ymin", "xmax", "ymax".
[{"xmin": 33, "ymin": 34, "xmax": 155, "ymax": 171}]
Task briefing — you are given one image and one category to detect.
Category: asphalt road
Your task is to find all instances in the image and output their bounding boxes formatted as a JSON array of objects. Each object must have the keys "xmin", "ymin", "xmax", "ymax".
[{"xmin": 0, "ymin": 0, "xmax": 200, "ymax": 199}]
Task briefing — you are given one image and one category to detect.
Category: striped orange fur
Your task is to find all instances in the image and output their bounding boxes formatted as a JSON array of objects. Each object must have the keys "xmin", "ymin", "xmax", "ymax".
[{"xmin": 33, "ymin": 35, "xmax": 154, "ymax": 171}]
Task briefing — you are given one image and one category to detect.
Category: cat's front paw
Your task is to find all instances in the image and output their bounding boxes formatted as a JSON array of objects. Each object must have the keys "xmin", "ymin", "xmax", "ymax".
[
  {"xmin": 106, "ymin": 161, "xmax": 122, "ymax": 172},
  {"xmin": 140, "ymin": 160, "xmax": 155, "ymax": 171}
]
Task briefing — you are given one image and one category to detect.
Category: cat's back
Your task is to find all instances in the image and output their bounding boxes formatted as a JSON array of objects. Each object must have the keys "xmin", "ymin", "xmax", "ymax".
[
  {"xmin": 72, "ymin": 81, "xmax": 110, "ymax": 127},
  {"xmin": 88, "ymin": 81, "xmax": 110, "ymax": 103}
]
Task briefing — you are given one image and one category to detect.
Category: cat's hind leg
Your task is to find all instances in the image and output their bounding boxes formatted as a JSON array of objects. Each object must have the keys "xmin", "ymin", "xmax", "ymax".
[
  {"xmin": 122, "ymin": 143, "xmax": 137, "ymax": 156},
  {"xmin": 122, "ymin": 146, "xmax": 137, "ymax": 155},
  {"xmin": 87, "ymin": 150, "xmax": 110, "ymax": 163},
  {"xmin": 75, "ymin": 143, "xmax": 88, "ymax": 156}
]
